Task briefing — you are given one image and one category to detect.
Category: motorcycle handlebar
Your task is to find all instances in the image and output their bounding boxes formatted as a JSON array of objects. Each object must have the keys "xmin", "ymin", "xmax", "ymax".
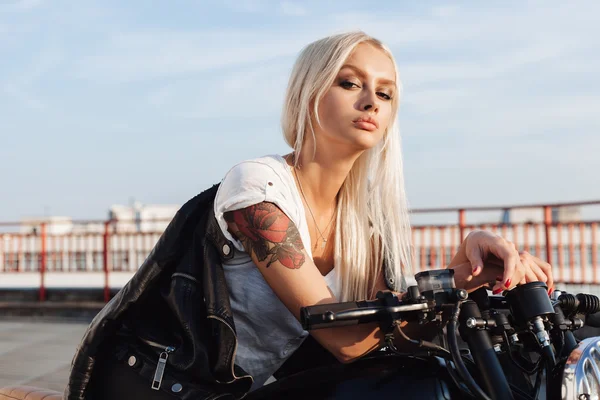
[
  {"xmin": 301, "ymin": 287, "xmax": 600, "ymax": 332},
  {"xmin": 300, "ymin": 299, "xmax": 382, "ymax": 330},
  {"xmin": 301, "ymin": 300, "xmax": 431, "ymax": 330}
]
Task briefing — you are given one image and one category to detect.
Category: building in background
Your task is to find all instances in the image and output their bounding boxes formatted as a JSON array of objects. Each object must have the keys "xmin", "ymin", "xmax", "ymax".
[
  {"xmin": 19, "ymin": 216, "xmax": 75, "ymax": 235},
  {"xmin": 17, "ymin": 202, "xmax": 180, "ymax": 236},
  {"xmin": 108, "ymin": 202, "xmax": 180, "ymax": 233},
  {"xmin": 4, "ymin": 203, "xmax": 179, "ymax": 273},
  {"xmin": 501, "ymin": 206, "xmax": 582, "ymax": 224}
]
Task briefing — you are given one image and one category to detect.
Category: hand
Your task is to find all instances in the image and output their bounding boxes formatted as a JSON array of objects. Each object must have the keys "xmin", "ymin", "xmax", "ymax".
[
  {"xmin": 486, "ymin": 250, "xmax": 554, "ymax": 294},
  {"xmin": 448, "ymin": 230, "xmax": 554, "ymax": 294}
]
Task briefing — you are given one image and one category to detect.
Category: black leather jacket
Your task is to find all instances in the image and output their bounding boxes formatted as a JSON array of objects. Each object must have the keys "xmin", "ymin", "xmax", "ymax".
[{"xmin": 64, "ymin": 184, "xmax": 254, "ymax": 399}]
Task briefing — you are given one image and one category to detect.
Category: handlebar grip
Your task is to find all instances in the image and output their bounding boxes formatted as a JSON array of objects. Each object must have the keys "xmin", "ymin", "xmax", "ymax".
[
  {"xmin": 300, "ymin": 299, "xmax": 380, "ymax": 330},
  {"xmin": 559, "ymin": 293, "xmax": 600, "ymax": 315},
  {"xmin": 576, "ymin": 294, "xmax": 600, "ymax": 314}
]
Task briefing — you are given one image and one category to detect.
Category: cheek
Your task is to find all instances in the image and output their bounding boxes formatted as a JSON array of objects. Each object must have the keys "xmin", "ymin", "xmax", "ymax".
[{"xmin": 317, "ymin": 93, "xmax": 346, "ymax": 126}]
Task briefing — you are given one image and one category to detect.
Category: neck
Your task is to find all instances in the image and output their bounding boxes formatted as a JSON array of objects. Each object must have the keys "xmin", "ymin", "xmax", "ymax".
[{"xmin": 288, "ymin": 139, "xmax": 364, "ymax": 211}]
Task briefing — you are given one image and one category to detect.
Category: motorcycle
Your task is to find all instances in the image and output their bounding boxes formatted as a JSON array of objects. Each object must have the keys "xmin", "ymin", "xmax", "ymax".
[
  {"xmin": 247, "ymin": 269, "xmax": 600, "ymax": 400},
  {"xmin": 1, "ymin": 269, "xmax": 598, "ymax": 400}
]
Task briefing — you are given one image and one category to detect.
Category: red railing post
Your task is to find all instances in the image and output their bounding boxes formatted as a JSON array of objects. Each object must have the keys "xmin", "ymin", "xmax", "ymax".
[
  {"xmin": 39, "ymin": 222, "xmax": 47, "ymax": 302},
  {"xmin": 544, "ymin": 206, "xmax": 552, "ymax": 264},
  {"xmin": 429, "ymin": 228, "xmax": 436, "ymax": 268},
  {"xmin": 440, "ymin": 226, "xmax": 446, "ymax": 268},
  {"xmin": 458, "ymin": 209, "xmax": 466, "ymax": 242},
  {"xmin": 103, "ymin": 220, "xmax": 111, "ymax": 303},
  {"xmin": 579, "ymin": 223, "xmax": 586, "ymax": 283},
  {"xmin": 592, "ymin": 223, "xmax": 598, "ymax": 284}
]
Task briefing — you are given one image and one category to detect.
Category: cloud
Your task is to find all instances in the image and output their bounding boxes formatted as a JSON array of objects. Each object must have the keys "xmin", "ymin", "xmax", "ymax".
[
  {"xmin": 66, "ymin": 2, "xmax": 600, "ymax": 141},
  {"xmin": 221, "ymin": 0, "xmax": 308, "ymax": 16},
  {"xmin": 398, "ymin": 41, "xmax": 569, "ymax": 88},
  {"xmin": 330, "ymin": 2, "xmax": 599, "ymax": 51},
  {"xmin": 74, "ymin": 4, "xmax": 571, "ymax": 85},
  {"xmin": 279, "ymin": 1, "xmax": 307, "ymax": 16},
  {"xmin": 0, "ymin": 0, "xmax": 43, "ymax": 12},
  {"xmin": 2, "ymin": 83, "xmax": 45, "ymax": 110},
  {"xmin": 73, "ymin": 30, "xmax": 318, "ymax": 83},
  {"xmin": 0, "ymin": 44, "xmax": 63, "ymax": 109},
  {"xmin": 221, "ymin": 0, "xmax": 268, "ymax": 13},
  {"xmin": 147, "ymin": 59, "xmax": 291, "ymax": 119},
  {"xmin": 70, "ymin": 2, "xmax": 599, "ymax": 145},
  {"xmin": 430, "ymin": 5, "xmax": 459, "ymax": 18}
]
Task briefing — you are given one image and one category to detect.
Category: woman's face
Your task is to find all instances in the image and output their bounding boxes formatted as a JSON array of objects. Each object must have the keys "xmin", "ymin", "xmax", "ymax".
[{"xmin": 314, "ymin": 43, "xmax": 397, "ymax": 152}]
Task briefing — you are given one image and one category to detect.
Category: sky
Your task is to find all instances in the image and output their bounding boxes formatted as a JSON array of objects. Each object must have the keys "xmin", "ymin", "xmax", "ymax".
[{"xmin": 0, "ymin": 0, "xmax": 599, "ymax": 223}]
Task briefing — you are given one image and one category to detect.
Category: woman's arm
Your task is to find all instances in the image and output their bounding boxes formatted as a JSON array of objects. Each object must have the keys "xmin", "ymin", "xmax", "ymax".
[
  {"xmin": 224, "ymin": 202, "xmax": 384, "ymax": 363},
  {"xmin": 224, "ymin": 204, "xmax": 554, "ymax": 362}
]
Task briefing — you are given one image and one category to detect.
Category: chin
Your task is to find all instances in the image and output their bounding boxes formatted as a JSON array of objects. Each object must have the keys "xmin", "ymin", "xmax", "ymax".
[
  {"xmin": 349, "ymin": 130, "xmax": 384, "ymax": 150},
  {"xmin": 320, "ymin": 128, "xmax": 384, "ymax": 152}
]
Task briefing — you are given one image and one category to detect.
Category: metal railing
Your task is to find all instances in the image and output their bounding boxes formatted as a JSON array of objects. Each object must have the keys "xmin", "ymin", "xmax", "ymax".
[{"xmin": 1, "ymin": 200, "xmax": 599, "ymax": 302}]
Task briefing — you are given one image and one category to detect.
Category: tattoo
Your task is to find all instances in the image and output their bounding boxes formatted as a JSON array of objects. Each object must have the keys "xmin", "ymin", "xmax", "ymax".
[{"xmin": 225, "ymin": 203, "xmax": 305, "ymax": 269}]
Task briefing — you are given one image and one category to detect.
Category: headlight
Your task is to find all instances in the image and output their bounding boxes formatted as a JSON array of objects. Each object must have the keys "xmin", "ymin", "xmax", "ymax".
[{"xmin": 562, "ymin": 337, "xmax": 600, "ymax": 399}]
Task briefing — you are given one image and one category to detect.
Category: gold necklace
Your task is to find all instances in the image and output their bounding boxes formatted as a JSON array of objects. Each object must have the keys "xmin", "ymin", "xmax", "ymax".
[{"xmin": 293, "ymin": 167, "xmax": 336, "ymax": 250}]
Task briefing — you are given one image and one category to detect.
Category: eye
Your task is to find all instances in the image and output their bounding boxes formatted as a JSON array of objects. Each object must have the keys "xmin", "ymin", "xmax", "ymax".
[
  {"xmin": 377, "ymin": 92, "xmax": 392, "ymax": 101},
  {"xmin": 340, "ymin": 80, "xmax": 359, "ymax": 89}
]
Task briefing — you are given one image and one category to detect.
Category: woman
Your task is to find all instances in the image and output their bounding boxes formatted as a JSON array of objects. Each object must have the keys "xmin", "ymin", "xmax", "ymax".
[{"xmin": 213, "ymin": 30, "xmax": 554, "ymax": 391}]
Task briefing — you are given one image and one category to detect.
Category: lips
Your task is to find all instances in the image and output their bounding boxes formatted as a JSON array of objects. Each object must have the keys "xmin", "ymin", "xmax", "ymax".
[{"xmin": 353, "ymin": 117, "xmax": 378, "ymax": 131}]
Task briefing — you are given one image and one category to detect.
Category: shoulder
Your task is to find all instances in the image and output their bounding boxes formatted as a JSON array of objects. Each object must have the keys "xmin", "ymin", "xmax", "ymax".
[
  {"xmin": 214, "ymin": 153, "xmax": 298, "ymax": 211},
  {"xmin": 222, "ymin": 155, "xmax": 289, "ymax": 185},
  {"xmin": 213, "ymin": 154, "xmax": 302, "ymax": 252}
]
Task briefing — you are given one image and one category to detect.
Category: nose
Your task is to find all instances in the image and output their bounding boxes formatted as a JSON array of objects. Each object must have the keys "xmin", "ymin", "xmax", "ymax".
[
  {"xmin": 363, "ymin": 104, "xmax": 377, "ymax": 111},
  {"xmin": 359, "ymin": 90, "xmax": 379, "ymax": 113}
]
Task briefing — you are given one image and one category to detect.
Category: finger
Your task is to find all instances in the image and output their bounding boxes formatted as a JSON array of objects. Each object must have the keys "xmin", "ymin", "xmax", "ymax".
[
  {"xmin": 516, "ymin": 259, "xmax": 527, "ymax": 286},
  {"xmin": 493, "ymin": 256, "xmax": 525, "ymax": 294},
  {"xmin": 520, "ymin": 277, "xmax": 526, "ymax": 285},
  {"xmin": 485, "ymin": 237, "xmax": 516, "ymax": 283},
  {"xmin": 518, "ymin": 253, "xmax": 539, "ymax": 283},
  {"xmin": 524, "ymin": 253, "xmax": 554, "ymax": 292},
  {"xmin": 535, "ymin": 258, "xmax": 554, "ymax": 292},
  {"xmin": 523, "ymin": 260, "xmax": 538, "ymax": 283},
  {"xmin": 500, "ymin": 250, "xmax": 520, "ymax": 289},
  {"xmin": 528, "ymin": 261, "xmax": 548, "ymax": 284},
  {"xmin": 468, "ymin": 246, "xmax": 485, "ymax": 277}
]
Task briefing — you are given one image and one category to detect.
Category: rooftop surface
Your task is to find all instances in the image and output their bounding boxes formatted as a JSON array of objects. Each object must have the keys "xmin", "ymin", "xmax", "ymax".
[{"xmin": 0, "ymin": 320, "xmax": 88, "ymax": 393}]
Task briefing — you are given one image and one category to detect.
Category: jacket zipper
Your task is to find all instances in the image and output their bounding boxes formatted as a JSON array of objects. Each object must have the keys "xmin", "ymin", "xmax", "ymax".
[
  {"xmin": 138, "ymin": 320, "xmax": 253, "ymax": 397},
  {"xmin": 140, "ymin": 337, "xmax": 176, "ymax": 391},
  {"xmin": 206, "ymin": 315, "xmax": 254, "ymax": 386}
]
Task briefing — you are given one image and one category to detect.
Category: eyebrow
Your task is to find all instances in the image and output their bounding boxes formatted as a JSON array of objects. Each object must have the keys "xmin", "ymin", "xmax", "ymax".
[{"xmin": 339, "ymin": 64, "xmax": 396, "ymax": 87}]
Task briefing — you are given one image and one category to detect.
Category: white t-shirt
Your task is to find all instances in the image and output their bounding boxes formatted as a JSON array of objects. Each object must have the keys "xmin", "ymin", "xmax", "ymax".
[{"xmin": 213, "ymin": 154, "xmax": 340, "ymax": 390}]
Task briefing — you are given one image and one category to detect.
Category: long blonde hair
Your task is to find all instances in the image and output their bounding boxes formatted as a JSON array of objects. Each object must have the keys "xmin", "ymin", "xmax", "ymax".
[{"xmin": 281, "ymin": 31, "xmax": 413, "ymax": 301}]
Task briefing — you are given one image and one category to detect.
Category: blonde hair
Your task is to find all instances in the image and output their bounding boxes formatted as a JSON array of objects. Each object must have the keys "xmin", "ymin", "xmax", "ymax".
[{"xmin": 281, "ymin": 31, "xmax": 413, "ymax": 301}]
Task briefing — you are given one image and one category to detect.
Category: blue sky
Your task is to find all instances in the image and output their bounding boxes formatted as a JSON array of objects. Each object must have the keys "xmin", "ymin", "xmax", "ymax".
[{"xmin": 1, "ymin": 0, "xmax": 599, "ymax": 222}]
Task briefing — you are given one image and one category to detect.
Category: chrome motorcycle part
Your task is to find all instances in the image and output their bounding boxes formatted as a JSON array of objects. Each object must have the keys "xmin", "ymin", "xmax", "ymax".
[
  {"xmin": 532, "ymin": 316, "xmax": 551, "ymax": 349},
  {"xmin": 562, "ymin": 337, "xmax": 600, "ymax": 400}
]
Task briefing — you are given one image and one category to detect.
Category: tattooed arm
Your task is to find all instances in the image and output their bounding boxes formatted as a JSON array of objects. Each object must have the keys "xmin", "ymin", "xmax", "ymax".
[{"xmin": 224, "ymin": 202, "xmax": 384, "ymax": 363}]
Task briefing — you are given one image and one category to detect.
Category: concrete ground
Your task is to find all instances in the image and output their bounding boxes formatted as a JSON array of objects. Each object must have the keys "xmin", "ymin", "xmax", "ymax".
[{"xmin": 0, "ymin": 320, "xmax": 88, "ymax": 393}]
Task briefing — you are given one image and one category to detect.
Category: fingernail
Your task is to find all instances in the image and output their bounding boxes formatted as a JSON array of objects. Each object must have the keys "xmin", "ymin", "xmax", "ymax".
[
  {"xmin": 548, "ymin": 288, "xmax": 554, "ymax": 295},
  {"xmin": 493, "ymin": 288, "xmax": 503, "ymax": 295},
  {"xmin": 504, "ymin": 279, "xmax": 512, "ymax": 288},
  {"xmin": 473, "ymin": 265, "xmax": 481, "ymax": 274}
]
